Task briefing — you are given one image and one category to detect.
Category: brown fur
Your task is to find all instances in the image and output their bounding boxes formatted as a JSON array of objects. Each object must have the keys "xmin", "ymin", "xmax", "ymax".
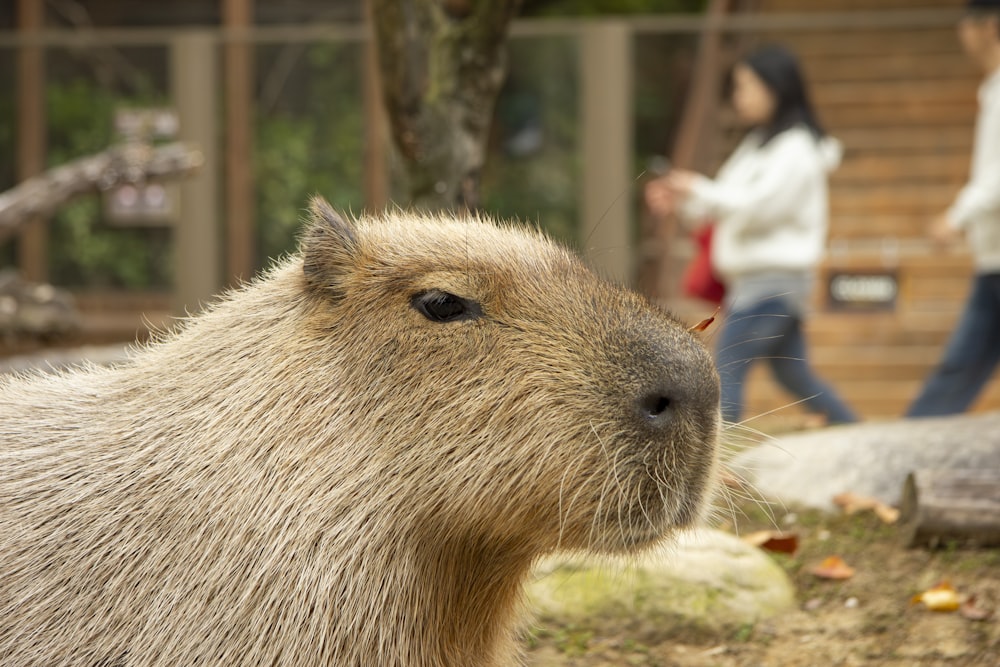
[{"xmin": 0, "ymin": 198, "xmax": 719, "ymax": 666}]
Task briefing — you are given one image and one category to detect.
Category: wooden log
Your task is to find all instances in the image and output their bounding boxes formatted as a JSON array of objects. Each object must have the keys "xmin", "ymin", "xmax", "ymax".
[
  {"xmin": 0, "ymin": 142, "xmax": 203, "ymax": 242},
  {"xmin": 900, "ymin": 469, "xmax": 1000, "ymax": 548}
]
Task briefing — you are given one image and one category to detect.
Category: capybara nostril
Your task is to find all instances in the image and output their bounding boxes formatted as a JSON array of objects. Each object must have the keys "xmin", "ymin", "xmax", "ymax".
[{"xmin": 637, "ymin": 391, "xmax": 675, "ymax": 425}]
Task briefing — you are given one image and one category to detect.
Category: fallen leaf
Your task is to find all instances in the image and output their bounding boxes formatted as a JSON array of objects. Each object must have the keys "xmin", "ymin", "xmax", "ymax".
[
  {"xmin": 741, "ymin": 529, "xmax": 800, "ymax": 555},
  {"xmin": 833, "ymin": 491, "xmax": 882, "ymax": 513},
  {"xmin": 911, "ymin": 581, "xmax": 961, "ymax": 612},
  {"xmin": 831, "ymin": 491, "xmax": 899, "ymax": 524},
  {"xmin": 808, "ymin": 555, "xmax": 856, "ymax": 580},
  {"xmin": 959, "ymin": 595, "xmax": 994, "ymax": 621},
  {"xmin": 873, "ymin": 503, "xmax": 900, "ymax": 524},
  {"xmin": 689, "ymin": 308, "xmax": 720, "ymax": 333}
]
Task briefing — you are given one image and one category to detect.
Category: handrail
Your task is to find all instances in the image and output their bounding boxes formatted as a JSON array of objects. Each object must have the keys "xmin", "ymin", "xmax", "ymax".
[{"xmin": 0, "ymin": 9, "xmax": 966, "ymax": 48}]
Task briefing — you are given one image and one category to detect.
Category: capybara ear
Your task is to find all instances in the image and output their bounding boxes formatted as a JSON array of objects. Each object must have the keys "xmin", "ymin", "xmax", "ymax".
[{"xmin": 302, "ymin": 196, "xmax": 360, "ymax": 298}]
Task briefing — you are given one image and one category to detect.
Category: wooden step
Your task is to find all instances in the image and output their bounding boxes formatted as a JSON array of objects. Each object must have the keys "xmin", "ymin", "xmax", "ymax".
[
  {"xmin": 813, "ymin": 79, "xmax": 976, "ymax": 107},
  {"xmin": 687, "ymin": 300, "xmax": 972, "ymax": 351},
  {"xmin": 808, "ymin": 347, "xmax": 950, "ymax": 382},
  {"xmin": 832, "ymin": 154, "xmax": 968, "ymax": 186},
  {"xmin": 829, "ymin": 214, "xmax": 934, "ymax": 240},
  {"xmin": 823, "ymin": 102, "xmax": 975, "ymax": 129},
  {"xmin": 826, "ymin": 214, "xmax": 987, "ymax": 241},
  {"xmin": 798, "ymin": 311, "xmax": 964, "ymax": 345},
  {"xmin": 759, "ymin": 0, "xmax": 963, "ymax": 12},
  {"xmin": 836, "ymin": 126, "xmax": 973, "ymax": 153},
  {"xmin": 765, "ymin": 28, "xmax": 963, "ymax": 57},
  {"xmin": 821, "ymin": 250, "xmax": 974, "ymax": 275},
  {"xmin": 716, "ymin": 99, "xmax": 976, "ymax": 132},
  {"xmin": 804, "ymin": 325, "xmax": 956, "ymax": 348},
  {"xmin": 830, "ymin": 183, "xmax": 957, "ymax": 216},
  {"xmin": 805, "ymin": 52, "xmax": 973, "ymax": 83},
  {"xmin": 741, "ymin": 371, "xmax": 1000, "ymax": 420}
]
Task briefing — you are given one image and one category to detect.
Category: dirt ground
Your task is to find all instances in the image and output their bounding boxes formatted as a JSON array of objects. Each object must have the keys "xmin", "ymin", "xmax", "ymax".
[{"xmin": 523, "ymin": 426, "xmax": 1000, "ymax": 667}]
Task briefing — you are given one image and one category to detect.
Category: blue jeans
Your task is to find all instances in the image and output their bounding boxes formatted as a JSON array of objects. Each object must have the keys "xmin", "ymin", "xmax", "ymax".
[
  {"xmin": 906, "ymin": 272, "xmax": 1000, "ymax": 417},
  {"xmin": 716, "ymin": 297, "xmax": 858, "ymax": 425}
]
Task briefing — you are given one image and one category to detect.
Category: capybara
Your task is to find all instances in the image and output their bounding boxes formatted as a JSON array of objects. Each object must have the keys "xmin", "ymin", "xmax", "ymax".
[{"xmin": 0, "ymin": 198, "xmax": 720, "ymax": 666}]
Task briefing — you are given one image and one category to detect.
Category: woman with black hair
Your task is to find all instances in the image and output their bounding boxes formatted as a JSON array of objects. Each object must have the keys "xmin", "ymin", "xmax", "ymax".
[{"xmin": 646, "ymin": 44, "xmax": 858, "ymax": 426}]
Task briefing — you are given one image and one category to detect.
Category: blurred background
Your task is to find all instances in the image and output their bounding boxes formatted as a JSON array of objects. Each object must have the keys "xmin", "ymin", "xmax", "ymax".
[{"xmin": 2, "ymin": 0, "xmax": 997, "ymax": 420}]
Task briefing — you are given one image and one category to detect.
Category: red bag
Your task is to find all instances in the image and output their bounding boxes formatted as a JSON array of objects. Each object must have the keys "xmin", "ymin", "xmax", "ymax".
[{"xmin": 682, "ymin": 224, "xmax": 725, "ymax": 305}]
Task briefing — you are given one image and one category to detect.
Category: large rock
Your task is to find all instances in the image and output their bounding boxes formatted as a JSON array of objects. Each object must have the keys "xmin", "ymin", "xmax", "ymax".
[
  {"xmin": 527, "ymin": 528, "xmax": 795, "ymax": 641},
  {"xmin": 728, "ymin": 412, "xmax": 1000, "ymax": 511}
]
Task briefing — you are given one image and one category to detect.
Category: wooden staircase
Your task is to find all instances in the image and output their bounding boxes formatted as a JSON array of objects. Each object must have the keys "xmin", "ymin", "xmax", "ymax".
[{"xmin": 682, "ymin": 0, "xmax": 1000, "ymax": 420}]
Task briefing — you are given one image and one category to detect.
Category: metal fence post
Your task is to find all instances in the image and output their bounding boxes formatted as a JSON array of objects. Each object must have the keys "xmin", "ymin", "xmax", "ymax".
[
  {"xmin": 16, "ymin": 0, "xmax": 47, "ymax": 282},
  {"xmin": 170, "ymin": 30, "xmax": 222, "ymax": 315},
  {"xmin": 222, "ymin": 0, "xmax": 255, "ymax": 284},
  {"xmin": 579, "ymin": 20, "xmax": 634, "ymax": 286}
]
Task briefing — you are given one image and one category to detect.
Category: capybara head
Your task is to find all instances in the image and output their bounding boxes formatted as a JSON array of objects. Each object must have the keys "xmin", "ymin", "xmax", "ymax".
[{"xmin": 0, "ymin": 197, "xmax": 719, "ymax": 666}]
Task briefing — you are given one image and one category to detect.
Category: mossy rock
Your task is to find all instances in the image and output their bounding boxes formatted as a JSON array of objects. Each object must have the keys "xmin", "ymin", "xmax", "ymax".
[{"xmin": 526, "ymin": 528, "xmax": 795, "ymax": 642}]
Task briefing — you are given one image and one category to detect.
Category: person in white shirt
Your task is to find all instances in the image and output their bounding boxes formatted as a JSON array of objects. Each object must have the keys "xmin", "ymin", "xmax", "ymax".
[
  {"xmin": 646, "ymin": 44, "xmax": 857, "ymax": 425},
  {"xmin": 907, "ymin": 0, "xmax": 1000, "ymax": 417}
]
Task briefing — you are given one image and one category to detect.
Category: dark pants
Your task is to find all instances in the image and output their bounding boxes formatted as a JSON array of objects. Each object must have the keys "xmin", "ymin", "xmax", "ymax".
[
  {"xmin": 906, "ymin": 272, "xmax": 1000, "ymax": 418},
  {"xmin": 716, "ymin": 297, "xmax": 858, "ymax": 425}
]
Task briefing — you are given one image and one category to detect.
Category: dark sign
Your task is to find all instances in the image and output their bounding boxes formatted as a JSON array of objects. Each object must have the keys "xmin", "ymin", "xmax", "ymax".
[
  {"xmin": 826, "ymin": 270, "xmax": 898, "ymax": 311},
  {"xmin": 105, "ymin": 107, "xmax": 179, "ymax": 227},
  {"xmin": 104, "ymin": 182, "xmax": 176, "ymax": 226}
]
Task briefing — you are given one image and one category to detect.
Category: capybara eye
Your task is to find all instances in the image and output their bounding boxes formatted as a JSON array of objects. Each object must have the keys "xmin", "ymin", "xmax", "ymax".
[{"xmin": 411, "ymin": 290, "xmax": 483, "ymax": 323}]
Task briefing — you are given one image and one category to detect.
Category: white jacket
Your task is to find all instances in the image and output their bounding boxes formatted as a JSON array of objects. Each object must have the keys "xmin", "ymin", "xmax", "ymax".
[
  {"xmin": 679, "ymin": 126, "xmax": 841, "ymax": 283},
  {"xmin": 947, "ymin": 67, "xmax": 1000, "ymax": 274}
]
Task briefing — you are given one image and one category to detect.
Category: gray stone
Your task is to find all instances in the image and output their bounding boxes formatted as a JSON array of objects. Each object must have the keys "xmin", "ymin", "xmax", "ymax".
[
  {"xmin": 728, "ymin": 412, "xmax": 1000, "ymax": 511},
  {"xmin": 526, "ymin": 528, "xmax": 795, "ymax": 641}
]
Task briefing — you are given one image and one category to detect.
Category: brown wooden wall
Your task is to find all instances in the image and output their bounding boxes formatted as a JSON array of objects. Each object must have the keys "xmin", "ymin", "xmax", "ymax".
[{"xmin": 721, "ymin": 0, "xmax": 1000, "ymax": 421}]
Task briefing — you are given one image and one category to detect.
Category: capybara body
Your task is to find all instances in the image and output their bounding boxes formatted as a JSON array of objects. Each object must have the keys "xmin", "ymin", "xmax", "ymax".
[{"xmin": 0, "ymin": 199, "xmax": 720, "ymax": 666}]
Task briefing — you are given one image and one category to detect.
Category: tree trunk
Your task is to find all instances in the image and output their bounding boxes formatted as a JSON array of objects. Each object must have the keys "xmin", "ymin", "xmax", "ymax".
[
  {"xmin": 900, "ymin": 469, "xmax": 1000, "ymax": 548},
  {"xmin": 369, "ymin": 0, "xmax": 521, "ymax": 212}
]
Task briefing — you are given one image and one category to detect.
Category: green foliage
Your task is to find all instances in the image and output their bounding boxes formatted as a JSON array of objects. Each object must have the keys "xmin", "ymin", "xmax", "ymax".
[
  {"xmin": 51, "ymin": 196, "xmax": 171, "ymax": 289},
  {"xmin": 44, "ymin": 78, "xmax": 172, "ymax": 289},
  {"xmin": 253, "ymin": 42, "xmax": 366, "ymax": 266},
  {"xmin": 23, "ymin": 42, "xmax": 369, "ymax": 287},
  {"xmin": 633, "ymin": 33, "xmax": 700, "ymax": 169},
  {"xmin": 3, "ymin": 9, "xmax": 702, "ymax": 287},
  {"xmin": 540, "ymin": 624, "xmax": 594, "ymax": 656},
  {"xmin": 255, "ymin": 115, "xmax": 315, "ymax": 263},
  {"xmin": 484, "ymin": 23, "xmax": 701, "ymax": 248},
  {"xmin": 481, "ymin": 36, "xmax": 580, "ymax": 246},
  {"xmin": 732, "ymin": 622, "xmax": 756, "ymax": 642}
]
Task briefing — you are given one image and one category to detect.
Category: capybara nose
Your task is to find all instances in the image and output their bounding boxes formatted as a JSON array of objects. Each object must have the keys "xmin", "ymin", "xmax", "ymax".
[{"xmin": 629, "ymin": 333, "xmax": 719, "ymax": 432}]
